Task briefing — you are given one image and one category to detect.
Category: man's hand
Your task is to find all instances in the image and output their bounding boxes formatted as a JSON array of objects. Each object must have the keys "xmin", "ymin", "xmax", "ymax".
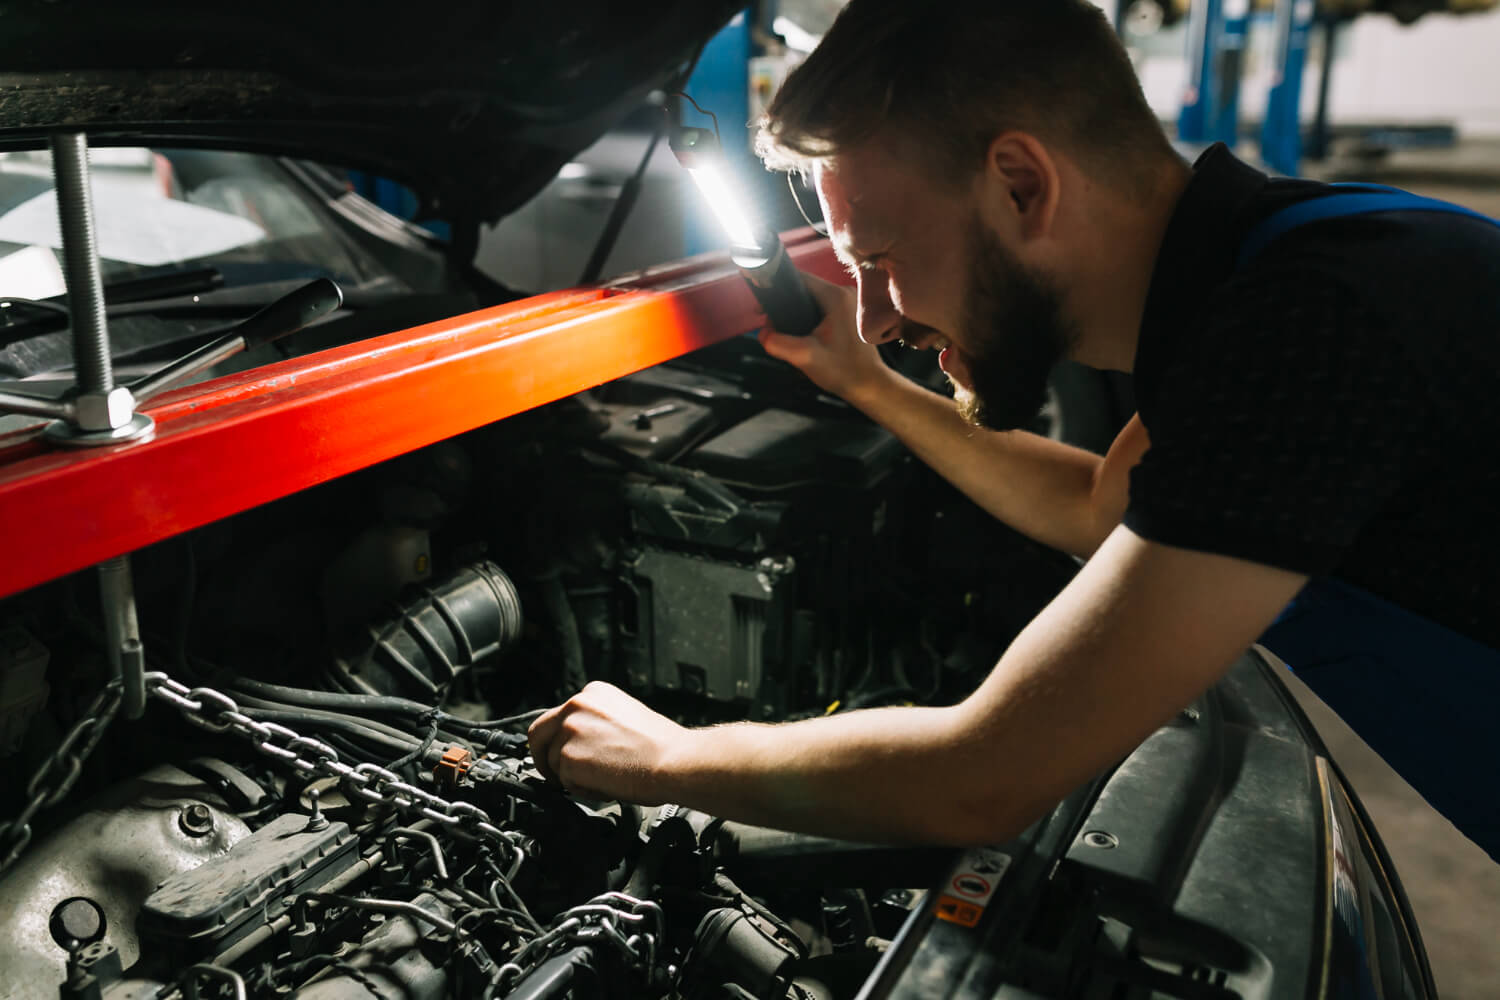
[
  {"xmin": 527, "ymin": 681, "xmax": 689, "ymax": 803},
  {"xmin": 758, "ymin": 274, "xmax": 896, "ymax": 406},
  {"xmin": 521, "ymin": 531, "xmax": 1308, "ymax": 846}
]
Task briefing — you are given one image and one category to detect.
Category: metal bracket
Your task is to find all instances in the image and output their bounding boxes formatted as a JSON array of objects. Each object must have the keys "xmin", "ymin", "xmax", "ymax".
[{"xmin": 0, "ymin": 133, "xmax": 341, "ymax": 449}]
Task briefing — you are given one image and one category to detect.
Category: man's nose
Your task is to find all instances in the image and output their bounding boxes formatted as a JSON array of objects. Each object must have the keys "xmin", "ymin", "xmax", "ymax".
[{"xmin": 855, "ymin": 272, "xmax": 902, "ymax": 345}]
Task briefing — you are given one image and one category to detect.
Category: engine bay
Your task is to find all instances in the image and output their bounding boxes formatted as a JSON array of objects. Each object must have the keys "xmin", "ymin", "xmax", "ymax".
[
  {"xmin": 0, "ymin": 336, "xmax": 1381, "ymax": 999},
  {"xmin": 0, "ymin": 338, "xmax": 1081, "ymax": 1000}
]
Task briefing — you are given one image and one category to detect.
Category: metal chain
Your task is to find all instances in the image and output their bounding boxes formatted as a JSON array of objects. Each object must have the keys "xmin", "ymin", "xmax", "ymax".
[
  {"xmin": 142, "ymin": 673, "xmax": 512, "ymax": 848},
  {"xmin": 0, "ymin": 678, "xmax": 124, "ymax": 873},
  {"xmin": 494, "ymin": 893, "xmax": 663, "ymax": 987}
]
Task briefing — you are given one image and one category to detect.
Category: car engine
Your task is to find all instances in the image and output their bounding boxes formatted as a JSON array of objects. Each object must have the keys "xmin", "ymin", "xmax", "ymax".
[{"xmin": 0, "ymin": 337, "xmax": 1080, "ymax": 1000}]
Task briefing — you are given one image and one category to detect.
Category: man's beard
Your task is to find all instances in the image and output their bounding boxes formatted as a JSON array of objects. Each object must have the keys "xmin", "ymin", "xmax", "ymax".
[{"xmin": 949, "ymin": 219, "xmax": 1074, "ymax": 432}]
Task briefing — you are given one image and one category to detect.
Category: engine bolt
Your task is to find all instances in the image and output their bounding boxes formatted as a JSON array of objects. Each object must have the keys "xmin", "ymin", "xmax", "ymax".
[
  {"xmin": 178, "ymin": 802, "xmax": 215, "ymax": 837},
  {"xmin": 1082, "ymin": 830, "xmax": 1118, "ymax": 850},
  {"xmin": 305, "ymin": 787, "xmax": 329, "ymax": 832}
]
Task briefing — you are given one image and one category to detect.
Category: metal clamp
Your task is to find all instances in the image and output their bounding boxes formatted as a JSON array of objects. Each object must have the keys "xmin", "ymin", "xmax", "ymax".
[{"xmin": 0, "ymin": 132, "xmax": 342, "ymax": 449}]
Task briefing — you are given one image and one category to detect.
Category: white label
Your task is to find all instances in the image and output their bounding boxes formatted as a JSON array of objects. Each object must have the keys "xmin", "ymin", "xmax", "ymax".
[{"xmin": 934, "ymin": 847, "xmax": 1012, "ymax": 927}]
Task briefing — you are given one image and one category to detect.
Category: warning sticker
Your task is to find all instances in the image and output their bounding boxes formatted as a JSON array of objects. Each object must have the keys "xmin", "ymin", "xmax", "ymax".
[{"xmin": 933, "ymin": 846, "xmax": 1011, "ymax": 928}]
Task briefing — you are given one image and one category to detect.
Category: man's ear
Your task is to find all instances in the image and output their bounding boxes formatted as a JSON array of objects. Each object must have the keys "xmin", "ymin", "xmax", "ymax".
[{"xmin": 982, "ymin": 133, "xmax": 1061, "ymax": 241}]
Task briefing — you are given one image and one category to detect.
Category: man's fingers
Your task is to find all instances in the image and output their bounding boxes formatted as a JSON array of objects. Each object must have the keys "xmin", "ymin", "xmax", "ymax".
[
  {"xmin": 524, "ymin": 681, "xmax": 675, "ymax": 802},
  {"xmin": 527, "ymin": 703, "xmax": 564, "ymax": 752},
  {"xmin": 547, "ymin": 728, "xmax": 568, "ymax": 788},
  {"xmin": 527, "ymin": 703, "xmax": 569, "ymax": 782},
  {"xmin": 758, "ymin": 327, "xmax": 814, "ymax": 366}
]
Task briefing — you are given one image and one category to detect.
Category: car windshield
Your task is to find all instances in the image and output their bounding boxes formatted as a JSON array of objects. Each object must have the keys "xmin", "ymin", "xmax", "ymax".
[{"xmin": 0, "ymin": 146, "xmax": 379, "ymax": 298}]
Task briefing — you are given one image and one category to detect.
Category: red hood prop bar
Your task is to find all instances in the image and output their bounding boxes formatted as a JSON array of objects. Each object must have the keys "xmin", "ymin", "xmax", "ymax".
[{"xmin": 0, "ymin": 231, "xmax": 843, "ymax": 600}]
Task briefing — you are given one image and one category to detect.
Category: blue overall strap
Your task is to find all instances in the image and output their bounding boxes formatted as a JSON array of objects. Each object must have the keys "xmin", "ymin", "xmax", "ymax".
[
  {"xmin": 1261, "ymin": 579, "xmax": 1500, "ymax": 862},
  {"xmin": 1234, "ymin": 186, "xmax": 1500, "ymax": 861},
  {"xmin": 1236, "ymin": 185, "xmax": 1500, "ymax": 269}
]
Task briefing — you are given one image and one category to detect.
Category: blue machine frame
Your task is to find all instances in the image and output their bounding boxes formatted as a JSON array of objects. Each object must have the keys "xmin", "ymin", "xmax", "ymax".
[
  {"xmin": 1178, "ymin": 0, "xmax": 1250, "ymax": 148},
  {"xmin": 1177, "ymin": 0, "xmax": 1314, "ymax": 176},
  {"xmin": 1261, "ymin": 0, "xmax": 1317, "ymax": 175}
]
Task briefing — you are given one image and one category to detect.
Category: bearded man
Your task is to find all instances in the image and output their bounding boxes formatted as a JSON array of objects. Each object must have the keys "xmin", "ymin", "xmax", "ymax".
[{"xmin": 530, "ymin": 0, "xmax": 1500, "ymax": 861}]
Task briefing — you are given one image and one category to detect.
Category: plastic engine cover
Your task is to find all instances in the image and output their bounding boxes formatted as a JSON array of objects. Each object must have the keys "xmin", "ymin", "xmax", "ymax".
[{"xmin": 137, "ymin": 813, "xmax": 357, "ymax": 958}]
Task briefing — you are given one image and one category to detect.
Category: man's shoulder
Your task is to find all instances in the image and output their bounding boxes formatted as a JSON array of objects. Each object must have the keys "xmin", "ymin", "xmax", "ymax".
[
  {"xmin": 1137, "ymin": 254, "xmax": 1397, "ymax": 422},
  {"xmin": 1217, "ymin": 189, "xmax": 1500, "ymax": 331}
]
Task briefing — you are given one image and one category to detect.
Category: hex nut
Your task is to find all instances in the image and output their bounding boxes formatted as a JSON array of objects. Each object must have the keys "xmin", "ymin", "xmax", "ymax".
[
  {"xmin": 178, "ymin": 802, "xmax": 215, "ymax": 837},
  {"xmin": 73, "ymin": 387, "xmax": 137, "ymax": 431}
]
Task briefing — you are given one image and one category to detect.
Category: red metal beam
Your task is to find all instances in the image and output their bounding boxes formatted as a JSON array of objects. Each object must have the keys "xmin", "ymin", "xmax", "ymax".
[{"xmin": 0, "ymin": 231, "xmax": 844, "ymax": 599}]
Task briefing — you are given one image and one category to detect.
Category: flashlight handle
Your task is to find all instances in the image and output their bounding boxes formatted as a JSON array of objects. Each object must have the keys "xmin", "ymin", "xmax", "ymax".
[{"xmin": 737, "ymin": 239, "xmax": 823, "ymax": 337}]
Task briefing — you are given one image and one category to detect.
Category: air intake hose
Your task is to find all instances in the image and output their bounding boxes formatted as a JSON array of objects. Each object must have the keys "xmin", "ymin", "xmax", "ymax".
[{"xmin": 338, "ymin": 562, "xmax": 522, "ymax": 700}]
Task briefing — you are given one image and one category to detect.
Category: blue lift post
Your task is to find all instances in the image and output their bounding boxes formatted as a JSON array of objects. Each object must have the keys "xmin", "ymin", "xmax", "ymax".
[
  {"xmin": 1178, "ymin": 0, "xmax": 1250, "ymax": 148},
  {"xmin": 683, "ymin": 9, "xmax": 754, "ymax": 256},
  {"xmin": 1261, "ymin": 0, "xmax": 1316, "ymax": 175}
]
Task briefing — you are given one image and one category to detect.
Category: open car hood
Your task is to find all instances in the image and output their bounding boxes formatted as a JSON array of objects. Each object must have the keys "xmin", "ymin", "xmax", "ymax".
[{"xmin": 0, "ymin": 0, "xmax": 741, "ymax": 225}]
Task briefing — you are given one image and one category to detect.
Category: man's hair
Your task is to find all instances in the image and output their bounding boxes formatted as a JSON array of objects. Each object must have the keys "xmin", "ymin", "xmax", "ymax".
[{"xmin": 756, "ymin": 0, "xmax": 1172, "ymax": 187}]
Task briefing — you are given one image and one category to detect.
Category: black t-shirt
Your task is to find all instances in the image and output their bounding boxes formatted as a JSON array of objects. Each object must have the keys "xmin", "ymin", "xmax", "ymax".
[{"xmin": 1124, "ymin": 145, "xmax": 1500, "ymax": 650}]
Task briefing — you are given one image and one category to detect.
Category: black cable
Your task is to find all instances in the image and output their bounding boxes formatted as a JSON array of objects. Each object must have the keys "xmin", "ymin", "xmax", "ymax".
[
  {"xmin": 232, "ymin": 692, "xmax": 440, "ymax": 745},
  {"xmin": 574, "ymin": 34, "xmax": 709, "ymax": 286},
  {"xmin": 467, "ymin": 708, "xmax": 546, "ymax": 731},
  {"xmin": 386, "ymin": 710, "xmax": 442, "ymax": 779},
  {"xmin": 672, "ymin": 91, "xmax": 723, "ymax": 140},
  {"xmin": 238, "ymin": 706, "xmax": 422, "ymax": 757},
  {"xmin": 321, "ymin": 733, "xmax": 367, "ymax": 763},
  {"xmin": 228, "ymin": 675, "xmax": 540, "ymax": 736},
  {"xmin": 228, "ymin": 677, "xmax": 437, "ymax": 718}
]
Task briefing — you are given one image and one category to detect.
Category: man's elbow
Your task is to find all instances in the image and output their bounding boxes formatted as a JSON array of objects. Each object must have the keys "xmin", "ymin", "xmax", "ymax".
[{"xmin": 928, "ymin": 793, "xmax": 1055, "ymax": 848}]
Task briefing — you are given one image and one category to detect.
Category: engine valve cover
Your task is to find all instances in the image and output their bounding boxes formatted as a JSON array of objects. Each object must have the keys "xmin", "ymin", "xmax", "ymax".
[{"xmin": 137, "ymin": 812, "xmax": 357, "ymax": 957}]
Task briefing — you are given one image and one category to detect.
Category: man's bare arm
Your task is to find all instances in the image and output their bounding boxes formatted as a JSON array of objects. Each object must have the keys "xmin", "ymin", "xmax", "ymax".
[
  {"xmin": 853, "ymin": 376, "xmax": 1148, "ymax": 558},
  {"xmin": 759, "ymin": 277, "xmax": 1148, "ymax": 559},
  {"xmin": 528, "ymin": 528, "xmax": 1307, "ymax": 844}
]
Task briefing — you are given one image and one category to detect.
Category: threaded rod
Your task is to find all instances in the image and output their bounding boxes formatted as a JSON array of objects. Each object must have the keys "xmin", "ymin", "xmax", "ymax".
[{"xmin": 50, "ymin": 132, "xmax": 113, "ymax": 395}]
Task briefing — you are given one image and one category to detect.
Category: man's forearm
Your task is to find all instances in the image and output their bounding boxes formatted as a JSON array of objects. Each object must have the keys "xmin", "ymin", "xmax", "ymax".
[
  {"xmin": 848, "ymin": 373, "xmax": 1112, "ymax": 558},
  {"xmin": 657, "ymin": 704, "xmax": 1037, "ymax": 845}
]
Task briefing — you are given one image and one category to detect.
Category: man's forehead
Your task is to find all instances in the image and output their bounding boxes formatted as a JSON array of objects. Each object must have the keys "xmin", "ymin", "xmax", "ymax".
[
  {"xmin": 814, "ymin": 151, "xmax": 896, "ymax": 205},
  {"xmin": 818, "ymin": 198, "xmax": 878, "ymax": 264},
  {"xmin": 814, "ymin": 155, "xmax": 901, "ymax": 241}
]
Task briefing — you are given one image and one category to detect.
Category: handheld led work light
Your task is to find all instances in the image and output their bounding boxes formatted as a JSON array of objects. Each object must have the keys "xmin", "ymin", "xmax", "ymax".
[{"xmin": 671, "ymin": 125, "xmax": 824, "ymax": 337}]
